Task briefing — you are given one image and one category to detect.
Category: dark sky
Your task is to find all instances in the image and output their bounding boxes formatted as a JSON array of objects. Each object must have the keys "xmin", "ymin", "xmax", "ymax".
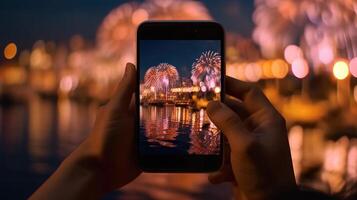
[
  {"xmin": 139, "ymin": 40, "xmax": 220, "ymax": 81},
  {"xmin": 0, "ymin": 0, "xmax": 254, "ymax": 50}
]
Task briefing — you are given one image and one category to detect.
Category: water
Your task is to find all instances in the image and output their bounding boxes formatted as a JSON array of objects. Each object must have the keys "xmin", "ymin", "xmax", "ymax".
[
  {"xmin": 0, "ymin": 96, "xmax": 95, "ymax": 199},
  {"xmin": 0, "ymin": 97, "xmax": 231, "ymax": 199},
  {"xmin": 139, "ymin": 106, "xmax": 220, "ymax": 155}
]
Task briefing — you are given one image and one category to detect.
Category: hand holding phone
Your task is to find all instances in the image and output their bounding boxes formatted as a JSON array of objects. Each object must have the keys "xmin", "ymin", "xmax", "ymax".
[
  {"xmin": 207, "ymin": 77, "xmax": 296, "ymax": 199},
  {"xmin": 137, "ymin": 21, "xmax": 225, "ymax": 172}
]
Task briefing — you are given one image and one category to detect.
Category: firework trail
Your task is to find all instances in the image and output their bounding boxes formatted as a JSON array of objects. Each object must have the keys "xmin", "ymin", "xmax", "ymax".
[
  {"xmin": 97, "ymin": 0, "xmax": 211, "ymax": 58},
  {"xmin": 144, "ymin": 63, "xmax": 179, "ymax": 91},
  {"xmin": 191, "ymin": 51, "xmax": 221, "ymax": 90},
  {"xmin": 253, "ymin": 0, "xmax": 357, "ymax": 67}
]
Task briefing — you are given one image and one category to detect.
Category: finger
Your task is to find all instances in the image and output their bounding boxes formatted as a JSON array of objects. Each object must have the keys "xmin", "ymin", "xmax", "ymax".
[
  {"xmin": 108, "ymin": 63, "xmax": 136, "ymax": 111},
  {"xmin": 224, "ymin": 96, "xmax": 250, "ymax": 120},
  {"xmin": 208, "ymin": 139, "xmax": 236, "ymax": 184},
  {"xmin": 128, "ymin": 93, "xmax": 135, "ymax": 113},
  {"xmin": 206, "ymin": 101, "xmax": 252, "ymax": 152},
  {"xmin": 226, "ymin": 76, "xmax": 274, "ymax": 113},
  {"xmin": 225, "ymin": 76, "xmax": 252, "ymax": 100},
  {"xmin": 208, "ymin": 169, "xmax": 235, "ymax": 184}
]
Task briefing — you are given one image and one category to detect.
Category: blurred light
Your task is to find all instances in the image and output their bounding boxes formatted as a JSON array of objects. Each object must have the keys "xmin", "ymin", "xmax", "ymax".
[
  {"xmin": 284, "ymin": 45, "xmax": 303, "ymax": 64},
  {"xmin": 271, "ymin": 59, "xmax": 289, "ymax": 79},
  {"xmin": 262, "ymin": 60, "xmax": 273, "ymax": 78},
  {"xmin": 70, "ymin": 35, "xmax": 84, "ymax": 50},
  {"xmin": 318, "ymin": 44, "xmax": 334, "ymax": 65},
  {"xmin": 347, "ymin": 141, "xmax": 357, "ymax": 179},
  {"xmin": 209, "ymin": 80, "xmax": 216, "ymax": 88},
  {"xmin": 323, "ymin": 137, "xmax": 349, "ymax": 173},
  {"xmin": 244, "ymin": 63, "xmax": 262, "ymax": 82},
  {"xmin": 292, "ymin": 58, "xmax": 309, "ymax": 79},
  {"xmin": 60, "ymin": 76, "xmax": 78, "ymax": 93},
  {"xmin": 4, "ymin": 42, "xmax": 17, "ymax": 60},
  {"xmin": 132, "ymin": 8, "xmax": 149, "ymax": 25},
  {"xmin": 214, "ymin": 87, "xmax": 221, "ymax": 94},
  {"xmin": 19, "ymin": 50, "xmax": 30, "ymax": 66},
  {"xmin": 349, "ymin": 57, "xmax": 357, "ymax": 78},
  {"xmin": 333, "ymin": 60, "xmax": 349, "ymax": 80},
  {"xmin": 236, "ymin": 64, "xmax": 246, "ymax": 81},
  {"xmin": 200, "ymin": 86, "xmax": 207, "ymax": 92}
]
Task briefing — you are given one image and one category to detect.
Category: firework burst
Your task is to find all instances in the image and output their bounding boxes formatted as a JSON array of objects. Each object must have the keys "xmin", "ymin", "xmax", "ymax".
[
  {"xmin": 144, "ymin": 63, "xmax": 179, "ymax": 91},
  {"xmin": 97, "ymin": 0, "xmax": 211, "ymax": 58},
  {"xmin": 253, "ymin": 0, "xmax": 357, "ymax": 67},
  {"xmin": 191, "ymin": 51, "xmax": 221, "ymax": 90}
]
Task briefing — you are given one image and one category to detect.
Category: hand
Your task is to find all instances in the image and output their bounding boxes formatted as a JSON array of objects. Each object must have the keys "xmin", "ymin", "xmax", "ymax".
[
  {"xmin": 30, "ymin": 63, "xmax": 141, "ymax": 200},
  {"xmin": 206, "ymin": 77, "xmax": 296, "ymax": 200},
  {"xmin": 72, "ymin": 63, "xmax": 141, "ymax": 190}
]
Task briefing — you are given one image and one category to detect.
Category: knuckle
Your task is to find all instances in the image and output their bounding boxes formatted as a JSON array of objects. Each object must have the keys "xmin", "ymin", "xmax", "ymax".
[
  {"xmin": 223, "ymin": 114, "xmax": 241, "ymax": 130},
  {"xmin": 250, "ymin": 86, "xmax": 263, "ymax": 96},
  {"xmin": 243, "ymin": 139, "xmax": 262, "ymax": 159}
]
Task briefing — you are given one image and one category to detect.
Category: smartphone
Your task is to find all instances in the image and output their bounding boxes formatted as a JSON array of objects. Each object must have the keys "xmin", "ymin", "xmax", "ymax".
[{"xmin": 136, "ymin": 21, "xmax": 224, "ymax": 172}]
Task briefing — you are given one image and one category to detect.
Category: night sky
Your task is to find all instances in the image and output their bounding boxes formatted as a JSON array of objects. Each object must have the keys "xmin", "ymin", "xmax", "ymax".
[
  {"xmin": 0, "ymin": 0, "xmax": 254, "ymax": 50},
  {"xmin": 139, "ymin": 40, "xmax": 220, "ymax": 80}
]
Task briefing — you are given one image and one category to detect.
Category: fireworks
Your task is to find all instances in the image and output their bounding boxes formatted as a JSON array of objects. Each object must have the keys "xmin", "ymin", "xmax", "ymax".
[
  {"xmin": 191, "ymin": 51, "xmax": 221, "ymax": 90},
  {"xmin": 97, "ymin": 0, "xmax": 211, "ymax": 58},
  {"xmin": 144, "ymin": 63, "xmax": 179, "ymax": 91},
  {"xmin": 253, "ymin": 0, "xmax": 357, "ymax": 68}
]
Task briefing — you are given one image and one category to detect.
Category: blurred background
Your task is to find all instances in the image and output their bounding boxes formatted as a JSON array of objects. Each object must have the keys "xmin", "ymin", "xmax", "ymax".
[{"xmin": 1, "ymin": 0, "xmax": 357, "ymax": 199}]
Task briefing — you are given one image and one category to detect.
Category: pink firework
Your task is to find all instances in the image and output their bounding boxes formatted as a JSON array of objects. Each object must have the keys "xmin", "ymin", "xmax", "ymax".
[
  {"xmin": 253, "ymin": 0, "xmax": 357, "ymax": 67},
  {"xmin": 191, "ymin": 51, "xmax": 221, "ymax": 90},
  {"xmin": 144, "ymin": 63, "xmax": 179, "ymax": 91}
]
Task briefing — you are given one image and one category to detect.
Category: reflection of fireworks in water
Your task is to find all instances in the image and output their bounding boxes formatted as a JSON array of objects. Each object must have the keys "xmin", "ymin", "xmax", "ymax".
[
  {"xmin": 144, "ymin": 63, "xmax": 179, "ymax": 91},
  {"xmin": 191, "ymin": 51, "xmax": 221, "ymax": 90},
  {"xmin": 142, "ymin": 106, "xmax": 179, "ymax": 148},
  {"xmin": 188, "ymin": 110, "xmax": 220, "ymax": 155},
  {"xmin": 253, "ymin": 0, "xmax": 357, "ymax": 67},
  {"xmin": 140, "ymin": 106, "xmax": 220, "ymax": 154}
]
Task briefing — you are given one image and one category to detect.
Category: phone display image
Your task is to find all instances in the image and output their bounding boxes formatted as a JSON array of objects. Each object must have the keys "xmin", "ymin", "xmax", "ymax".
[{"xmin": 139, "ymin": 40, "xmax": 221, "ymax": 156}]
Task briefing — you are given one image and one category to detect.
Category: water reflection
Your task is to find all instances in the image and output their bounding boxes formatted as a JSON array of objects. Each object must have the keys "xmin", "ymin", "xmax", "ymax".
[
  {"xmin": 140, "ymin": 106, "xmax": 220, "ymax": 155},
  {"xmin": 0, "ymin": 97, "xmax": 228, "ymax": 199},
  {"xmin": 1, "ymin": 96, "xmax": 355, "ymax": 199},
  {"xmin": 0, "ymin": 97, "xmax": 95, "ymax": 199}
]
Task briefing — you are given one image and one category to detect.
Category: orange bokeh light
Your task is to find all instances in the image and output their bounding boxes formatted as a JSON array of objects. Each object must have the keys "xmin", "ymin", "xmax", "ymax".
[
  {"xmin": 272, "ymin": 59, "xmax": 289, "ymax": 79},
  {"xmin": 4, "ymin": 42, "xmax": 17, "ymax": 60}
]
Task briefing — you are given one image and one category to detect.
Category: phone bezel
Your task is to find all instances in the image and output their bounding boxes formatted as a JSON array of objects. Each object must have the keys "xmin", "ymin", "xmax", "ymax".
[{"xmin": 136, "ymin": 21, "xmax": 225, "ymax": 172}]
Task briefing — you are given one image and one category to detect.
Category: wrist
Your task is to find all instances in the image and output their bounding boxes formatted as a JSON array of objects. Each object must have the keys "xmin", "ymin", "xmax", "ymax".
[{"xmin": 61, "ymin": 146, "xmax": 108, "ymax": 196}]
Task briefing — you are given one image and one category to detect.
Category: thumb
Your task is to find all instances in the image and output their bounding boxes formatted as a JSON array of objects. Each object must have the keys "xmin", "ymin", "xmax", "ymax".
[
  {"xmin": 108, "ymin": 63, "xmax": 136, "ymax": 112},
  {"xmin": 206, "ymin": 101, "xmax": 253, "ymax": 153}
]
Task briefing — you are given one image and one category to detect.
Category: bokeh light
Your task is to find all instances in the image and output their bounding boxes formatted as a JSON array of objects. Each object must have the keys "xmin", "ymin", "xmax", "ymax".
[
  {"xmin": 284, "ymin": 45, "xmax": 303, "ymax": 64},
  {"xmin": 272, "ymin": 59, "xmax": 289, "ymax": 79},
  {"xmin": 318, "ymin": 43, "xmax": 334, "ymax": 65},
  {"xmin": 262, "ymin": 60, "xmax": 273, "ymax": 78},
  {"xmin": 214, "ymin": 86, "xmax": 221, "ymax": 94},
  {"xmin": 349, "ymin": 57, "xmax": 357, "ymax": 78},
  {"xmin": 292, "ymin": 58, "xmax": 309, "ymax": 79},
  {"xmin": 4, "ymin": 42, "xmax": 17, "ymax": 60},
  {"xmin": 333, "ymin": 60, "xmax": 349, "ymax": 80},
  {"xmin": 244, "ymin": 63, "xmax": 262, "ymax": 82}
]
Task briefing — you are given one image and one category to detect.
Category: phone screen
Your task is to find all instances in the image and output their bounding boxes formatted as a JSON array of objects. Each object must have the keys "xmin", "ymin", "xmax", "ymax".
[{"xmin": 139, "ymin": 40, "xmax": 222, "ymax": 156}]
